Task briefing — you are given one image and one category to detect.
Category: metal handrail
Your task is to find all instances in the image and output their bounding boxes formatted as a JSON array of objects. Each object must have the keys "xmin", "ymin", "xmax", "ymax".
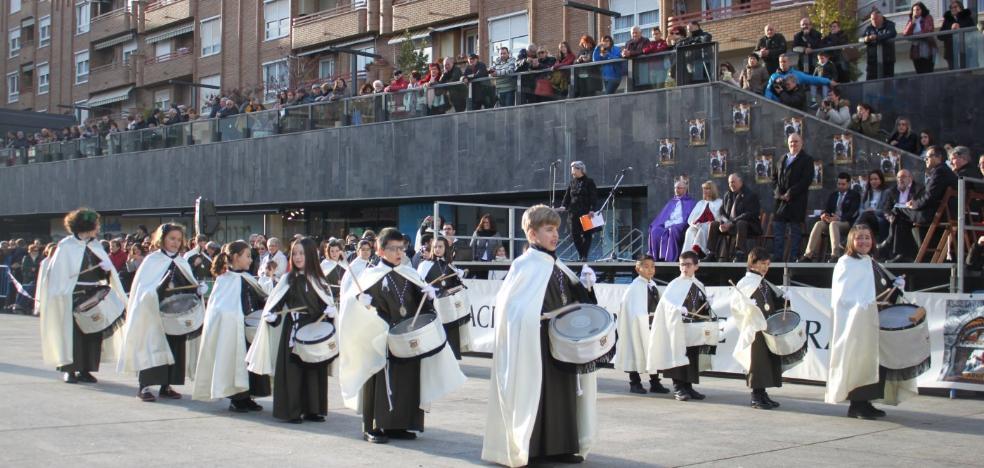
[
  {"xmin": 956, "ymin": 176, "xmax": 984, "ymax": 292},
  {"xmin": 292, "ymin": 1, "xmax": 368, "ymax": 26},
  {"xmin": 145, "ymin": 48, "xmax": 192, "ymax": 65},
  {"xmin": 145, "ymin": 0, "xmax": 185, "ymax": 12},
  {"xmin": 91, "ymin": 6, "xmax": 131, "ymax": 21},
  {"xmin": 667, "ymin": 0, "xmax": 776, "ymax": 26},
  {"xmin": 433, "ymin": 201, "xmax": 530, "ymax": 261}
]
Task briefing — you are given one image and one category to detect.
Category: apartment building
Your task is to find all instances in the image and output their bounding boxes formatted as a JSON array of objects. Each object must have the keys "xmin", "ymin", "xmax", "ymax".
[{"xmin": 2, "ymin": 0, "xmax": 829, "ymax": 122}]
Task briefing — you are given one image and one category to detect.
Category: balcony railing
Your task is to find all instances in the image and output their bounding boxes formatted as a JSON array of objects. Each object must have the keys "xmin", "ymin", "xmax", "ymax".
[
  {"xmin": 90, "ymin": 7, "xmax": 135, "ymax": 43},
  {"xmin": 392, "ymin": 0, "xmax": 475, "ymax": 31},
  {"xmin": 292, "ymin": 1, "xmax": 369, "ymax": 50},
  {"xmin": 144, "ymin": 0, "xmax": 189, "ymax": 31},
  {"xmin": 6, "ymin": 28, "xmax": 984, "ymax": 168},
  {"xmin": 143, "ymin": 48, "xmax": 193, "ymax": 84},
  {"xmin": 89, "ymin": 62, "xmax": 136, "ymax": 92},
  {"xmin": 667, "ymin": 0, "xmax": 800, "ymax": 27}
]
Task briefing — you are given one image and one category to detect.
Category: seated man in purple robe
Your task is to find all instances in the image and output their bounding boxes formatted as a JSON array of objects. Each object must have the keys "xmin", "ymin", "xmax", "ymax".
[{"xmin": 649, "ymin": 180, "xmax": 697, "ymax": 261}]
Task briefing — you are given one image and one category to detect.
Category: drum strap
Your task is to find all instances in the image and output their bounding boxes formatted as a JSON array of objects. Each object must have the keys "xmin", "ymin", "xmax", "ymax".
[
  {"xmin": 384, "ymin": 360, "xmax": 395, "ymax": 412},
  {"xmin": 575, "ymin": 374, "xmax": 583, "ymax": 396},
  {"xmin": 76, "ymin": 281, "xmax": 103, "ymax": 287}
]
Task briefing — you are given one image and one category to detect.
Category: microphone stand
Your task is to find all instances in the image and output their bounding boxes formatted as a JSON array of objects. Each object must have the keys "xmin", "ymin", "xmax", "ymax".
[
  {"xmin": 549, "ymin": 161, "xmax": 559, "ymax": 207},
  {"xmin": 598, "ymin": 169, "xmax": 630, "ymax": 262}
]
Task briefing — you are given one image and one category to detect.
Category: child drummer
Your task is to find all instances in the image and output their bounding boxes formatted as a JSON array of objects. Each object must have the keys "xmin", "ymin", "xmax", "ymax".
[
  {"xmin": 730, "ymin": 247, "xmax": 802, "ymax": 410},
  {"xmin": 615, "ymin": 255, "xmax": 669, "ymax": 394},
  {"xmin": 483, "ymin": 205, "xmax": 599, "ymax": 467}
]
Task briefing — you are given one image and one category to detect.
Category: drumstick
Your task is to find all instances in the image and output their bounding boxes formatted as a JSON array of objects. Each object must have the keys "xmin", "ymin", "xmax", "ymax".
[
  {"xmin": 164, "ymin": 284, "xmax": 200, "ymax": 293},
  {"xmin": 409, "ymin": 272, "xmax": 463, "ymax": 328},
  {"xmin": 71, "ymin": 265, "xmax": 102, "ymax": 278},
  {"xmin": 876, "ymin": 286, "xmax": 898, "ymax": 303},
  {"xmin": 274, "ymin": 306, "xmax": 309, "ymax": 315}
]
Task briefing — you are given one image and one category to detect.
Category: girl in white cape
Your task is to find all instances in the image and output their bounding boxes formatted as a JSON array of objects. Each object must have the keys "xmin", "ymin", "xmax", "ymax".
[
  {"xmin": 417, "ymin": 236, "xmax": 471, "ymax": 359},
  {"xmin": 192, "ymin": 240, "xmax": 272, "ymax": 411},
  {"xmin": 320, "ymin": 239, "xmax": 347, "ymax": 294},
  {"xmin": 827, "ymin": 224, "xmax": 924, "ymax": 419}
]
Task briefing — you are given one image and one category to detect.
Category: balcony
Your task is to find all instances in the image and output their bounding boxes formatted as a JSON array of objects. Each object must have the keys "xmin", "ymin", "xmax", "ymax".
[
  {"xmin": 18, "ymin": 88, "xmax": 34, "ymax": 110},
  {"xmin": 143, "ymin": 48, "xmax": 193, "ymax": 85},
  {"xmin": 292, "ymin": 2, "xmax": 369, "ymax": 50},
  {"xmin": 144, "ymin": 0, "xmax": 190, "ymax": 32},
  {"xmin": 392, "ymin": 0, "xmax": 475, "ymax": 31},
  {"xmin": 18, "ymin": 39, "xmax": 35, "ymax": 65},
  {"xmin": 89, "ymin": 62, "xmax": 137, "ymax": 92},
  {"xmin": 90, "ymin": 7, "xmax": 137, "ymax": 43},
  {"xmin": 668, "ymin": 0, "xmax": 812, "ymax": 54}
]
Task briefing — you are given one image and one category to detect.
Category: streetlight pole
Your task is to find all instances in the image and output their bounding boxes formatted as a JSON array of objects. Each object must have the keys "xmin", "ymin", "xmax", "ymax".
[{"xmin": 563, "ymin": 1, "xmax": 621, "ymax": 41}]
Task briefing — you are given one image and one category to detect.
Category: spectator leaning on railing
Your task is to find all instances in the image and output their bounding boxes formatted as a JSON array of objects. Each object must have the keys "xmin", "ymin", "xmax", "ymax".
[
  {"xmin": 593, "ymin": 35, "xmax": 623, "ymax": 95},
  {"xmin": 861, "ymin": 10, "xmax": 898, "ymax": 79},
  {"xmin": 621, "ymin": 26, "xmax": 650, "ymax": 59},
  {"xmin": 902, "ymin": 2, "xmax": 937, "ymax": 74},
  {"xmin": 941, "ymin": 1, "xmax": 976, "ymax": 70},
  {"xmin": 489, "ymin": 47, "xmax": 518, "ymax": 107},
  {"xmin": 820, "ymin": 21, "xmax": 851, "ymax": 82},
  {"xmin": 792, "ymin": 17, "xmax": 823, "ymax": 73},
  {"xmin": 764, "ymin": 53, "xmax": 833, "ymax": 103},
  {"xmin": 757, "ymin": 24, "xmax": 788, "ymax": 74}
]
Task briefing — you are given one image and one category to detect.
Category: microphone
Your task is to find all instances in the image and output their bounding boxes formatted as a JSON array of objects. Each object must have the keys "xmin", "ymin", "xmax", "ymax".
[
  {"xmin": 619, "ymin": 166, "xmax": 633, "ymax": 173},
  {"xmin": 550, "ymin": 159, "xmax": 562, "ymax": 167}
]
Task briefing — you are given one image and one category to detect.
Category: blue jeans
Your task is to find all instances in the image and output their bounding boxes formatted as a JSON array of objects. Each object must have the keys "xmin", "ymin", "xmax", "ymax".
[
  {"xmin": 602, "ymin": 79, "xmax": 620, "ymax": 95},
  {"xmin": 497, "ymin": 91, "xmax": 516, "ymax": 107},
  {"xmin": 772, "ymin": 220, "xmax": 803, "ymax": 261}
]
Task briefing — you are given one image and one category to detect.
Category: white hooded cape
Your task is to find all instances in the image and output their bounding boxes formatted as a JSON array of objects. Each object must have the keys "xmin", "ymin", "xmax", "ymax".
[
  {"xmin": 244, "ymin": 272, "xmax": 335, "ymax": 376},
  {"xmin": 417, "ymin": 259, "xmax": 472, "ymax": 352},
  {"xmin": 826, "ymin": 255, "xmax": 916, "ymax": 405},
  {"xmin": 39, "ymin": 236, "xmax": 126, "ymax": 368},
  {"xmin": 34, "ymin": 257, "xmax": 51, "ymax": 316},
  {"xmin": 481, "ymin": 248, "xmax": 597, "ymax": 468},
  {"xmin": 117, "ymin": 250, "xmax": 201, "ymax": 378},
  {"xmin": 339, "ymin": 257, "xmax": 369, "ymax": 298},
  {"xmin": 730, "ymin": 272, "xmax": 770, "ymax": 372},
  {"xmin": 645, "ymin": 275, "xmax": 704, "ymax": 373},
  {"xmin": 193, "ymin": 271, "xmax": 270, "ymax": 401},
  {"xmin": 614, "ymin": 276, "xmax": 655, "ymax": 373},
  {"xmin": 337, "ymin": 261, "xmax": 467, "ymax": 412}
]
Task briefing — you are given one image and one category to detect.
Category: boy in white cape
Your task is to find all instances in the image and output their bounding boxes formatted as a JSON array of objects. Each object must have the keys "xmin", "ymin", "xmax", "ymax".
[{"xmin": 615, "ymin": 254, "xmax": 669, "ymax": 394}]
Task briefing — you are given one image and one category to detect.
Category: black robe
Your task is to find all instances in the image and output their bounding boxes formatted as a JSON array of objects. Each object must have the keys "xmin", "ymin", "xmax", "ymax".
[
  {"xmin": 237, "ymin": 272, "xmax": 271, "ymax": 398},
  {"xmin": 361, "ymin": 261, "xmax": 427, "ymax": 433},
  {"xmin": 59, "ymin": 246, "xmax": 107, "ymax": 373},
  {"xmin": 271, "ymin": 272, "xmax": 329, "ymax": 420},
  {"xmin": 138, "ymin": 256, "xmax": 195, "ymax": 388},
  {"xmin": 529, "ymin": 249, "xmax": 597, "ymax": 459},
  {"xmin": 324, "ymin": 264, "xmax": 344, "ymax": 298},
  {"xmin": 663, "ymin": 283, "xmax": 711, "ymax": 384},
  {"xmin": 847, "ymin": 261, "xmax": 901, "ymax": 401},
  {"xmin": 422, "ymin": 258, "xmax": 466, "ymax": 359},
  {"xmin": 746, "ymin": 273, "xmax": 783, "ymax": 389}
]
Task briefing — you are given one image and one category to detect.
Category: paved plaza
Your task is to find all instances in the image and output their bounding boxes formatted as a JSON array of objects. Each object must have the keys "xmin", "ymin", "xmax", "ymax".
[{"xmin": 0, "ymin": 313, "xmax": 981, "ymax": 467}]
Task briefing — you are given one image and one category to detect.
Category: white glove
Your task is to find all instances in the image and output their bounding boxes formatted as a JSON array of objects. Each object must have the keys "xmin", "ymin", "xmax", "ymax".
[
  {"xmin": 99, "ymin": 259, "xmax": 114, "ymax": 272},
  {"xmin": 678, "ymin": 306, "xmax": 690, "ymax": 316},
  {"xmin": 359, "ymin": 294, "xmax": 373, "ymax": 307},
  {"xmin": 579, "ymin": 265, "xmax": 597, "ymax": 289},
  {"xmin": 263, "ymin": 312, "xmax": 278, "ymax": 323},
  {"xmin": 323, "ymin": 304, "xmax": 338, "ymax": 319},
  {"xmin": 197, "ymin": 283, "xmax": 209, "ymax": 296},
  {"xmin": 893, "ymin": 275, "xmax": 906, "ymax": 291},
  {"xmin": 421, "ymin": 284, "xmax": 438, "ymax": 301}
]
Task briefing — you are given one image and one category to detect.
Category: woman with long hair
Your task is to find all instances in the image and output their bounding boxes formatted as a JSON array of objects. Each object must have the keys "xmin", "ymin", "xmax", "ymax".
[
  {"xmin": 417, "ymin": 237, "xmax": 470, "ymax": 359},
  {"xmin": 470, "ymin": 214, "xmax": 499, "ymax": 262}
]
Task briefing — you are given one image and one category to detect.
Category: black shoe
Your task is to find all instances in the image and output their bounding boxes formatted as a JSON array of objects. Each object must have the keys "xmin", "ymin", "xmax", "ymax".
[
  {"xmin": 244, "ymin": 399, "xmax": 263, "ymax": 411},
  {"xmin": 762, "ymin": 392, "xmax": 780, "ymax": 408},
  {"xmin": 704, "ymin": 253, "xmax": 717, "ymax": 262},
  {"xmin": 62, "ymin": 372, "xmax": 78, "ymax": 384},
  {"xmin": 649, "ymin": 381, "xmax": 670, "ymax": 394},
  {"xmin": 385, "ymin": 429, "xmax": 417, "ymax": 440},
  {"xmin": 797, "ymin": 255, "xmax": 814, "ymax": 263},
  {"xmin": 687, "ymin": 386, "xmax": 706, "ymax": 400},
  {"xmin": 673, "ymin": 390, "xmax": 691, "ymax": 401},
  {"xmin": 732, "ymin": 251, "xmax": 746, "ymax": 263},
  {"xmin": 751, "ymin": 396, "xmax": 773, "ymax": 410},
  {"xmin": 547, "ymin": 454, "xmax": 585, "ymax": 464},
  {"xmin": 304, "ymin": 414, "xmax": 326, "ymax": 422},
  {"xmin": 159, "ymin": 386, "xmax": 182, "ymax": 400},
  {"xmin": 137, "ymin": 389, "xmax": 157, "ymax": 402},
  {"xmin": 865, "ymin": 402, "xmax": 886, "ymax": 418},
  {"xmin": 76, "ymin": 372, "xmax": 97, "ymax": 383},
  {"xmin": 363, "ymin": 431, "xmax": 389, "ymax": 444},
  {"xmin": 629, "ymin": 382, "xmax": 647, "ymax": 394},
  {"xmin": 847, "ymin": 402, "xmax": 877, "ymax": 420},
  {"xmin": 285, "ymin": 418, "xmax": 303, "ymax": 424},
  {"xmin": 228, "ymin": 403, "xmax": 249, "ymax": 413}
]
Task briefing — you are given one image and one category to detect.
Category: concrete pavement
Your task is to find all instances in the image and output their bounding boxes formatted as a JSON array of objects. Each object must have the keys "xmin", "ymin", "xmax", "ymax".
[{"xmin": 1, "ymin": 313, "xmax": 981, "ymax": 467}]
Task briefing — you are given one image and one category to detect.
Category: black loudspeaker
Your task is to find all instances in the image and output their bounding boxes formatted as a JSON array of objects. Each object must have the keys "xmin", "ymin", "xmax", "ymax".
[{"xmin": 195, "ymin": 197, "xmax": 220, "ymax": 236}]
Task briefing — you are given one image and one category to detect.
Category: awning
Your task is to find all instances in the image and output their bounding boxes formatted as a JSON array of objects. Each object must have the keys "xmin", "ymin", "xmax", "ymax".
[
  {"xmin": 145, "ymin": 23, "xmax": 194, "ymax": 44},
  {"xmin": 20, "ymin": 62, "xmax": 34, "ymax": 72},
  {"xmin": 387, "ymin": 31, "xmax": 431, "ymax": 45},
  {"xmin": 297, "ymin": 37, "xmax": 375, "ymax": 56},
  {"xmin": 94, "ymin": 32, "xmax": 136, "ymax": 50},
  {"xmin": 21, "ymin": 17, "xmax": 35, "ymax": 28},
  {"xmin": 431, "ymin": 19, "xmax": 478, "ymax": 32},
  {"xmin": 88, "ymin": 86, "xmax": 134, "ymax": 107}
]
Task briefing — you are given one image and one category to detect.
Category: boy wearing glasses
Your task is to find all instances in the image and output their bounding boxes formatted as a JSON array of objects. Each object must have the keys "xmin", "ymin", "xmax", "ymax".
[{"xmin": 646, "ymin": 250, "xmax": 714, "ymax": 401}]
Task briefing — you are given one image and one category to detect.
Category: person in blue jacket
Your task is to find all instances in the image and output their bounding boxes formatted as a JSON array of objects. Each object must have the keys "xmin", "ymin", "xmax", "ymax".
[
  {"xmin": 764, "ymin": 53, "xmax": 834, "ymax": 102},
  {"xmin": 593, "ymin": 35, "xmax": 623, "ymax": 95}
]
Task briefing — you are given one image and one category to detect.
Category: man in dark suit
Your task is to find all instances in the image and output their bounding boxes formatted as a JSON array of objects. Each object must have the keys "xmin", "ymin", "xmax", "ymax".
[
  {"xmin": 800, "ymin": 172, "xmax": 861, "ymax": 262},
  {"xmin": 771, "ymin": 133, "xmax": 814, "ymax": 261},
  {"xmin": 881, "ymin": 147, "xmax": 957, "ymax": 262},
  {"xmin": 706, "ymin": 173, "xmax": 761, "ymax": 262}
]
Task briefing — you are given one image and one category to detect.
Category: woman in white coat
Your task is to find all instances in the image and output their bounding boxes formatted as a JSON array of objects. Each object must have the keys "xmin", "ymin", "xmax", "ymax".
[{"xmin": 682, "ymin": 181, "xmax": 724, "ymax": 258}]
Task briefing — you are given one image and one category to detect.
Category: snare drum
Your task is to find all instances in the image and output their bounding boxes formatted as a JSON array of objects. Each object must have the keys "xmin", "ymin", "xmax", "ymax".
[
  {"xmin": 73, "ymin": 286, "xmax": 125, "ymax": 335},
  {"xmin": 763, "ymin": 310, "xmax": 808, "ymax": 357},
  {"xmin": 244, "ymin": 310, "xmax": 263, "ymax": 343},
  {"xmin": 292, "ymin": 321, "xmax": 339, "ymax": 364},
  {"xmin": 879, "ymin": 304, "xmax": 931, "ymax": 377},
  {"xmin": 160, "ymin": 293, "xmax": 205, "ymax": 336},
  {"xmin": 434, "ymin": 287, "xmax": 471, "ymax": 327},
  {"xmin": 684, "ymin": 321, "xmax": 720, "ymax": 347},
  {"xmin": 387, "ymin": 313, "xmax": 447, "ymax": 360},
  {"xmin": 548, "ymin": 304, "xmax": 616, "ymax": 368}
]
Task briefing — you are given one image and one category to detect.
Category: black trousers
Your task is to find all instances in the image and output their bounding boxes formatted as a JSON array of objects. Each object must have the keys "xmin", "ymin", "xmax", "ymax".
[
  {"xmin": 663, "ymin": 347, "xmax": 701, "ymax": 385},
  {"xmin": 883, "ymin": 207, "xmax": 922, "ymax": 259},
  {"xmin": 628, "ymin": 372, "xmax": 659, "ymax": 384},
  {"xmin": 866, "ymin": 60, "xmax": 895, "ymax": 80},
  {"xmin": 707, "ymin": 220, "xmax": 753, "ymax": 258},
  {"xmin": 913, "ymin": 58, "xmax": 934, "ymax": 74},
  {"xmin": 848, "ymin": 366, "xmax": 888, "ymax": 402},
  {"xmin": 57, "ymin": 322, "xmax": 102, "ymax": 373},
  {"xmin": 570, "ymin": 214, "xmax": 593, "ymax": 260},
  {"xmin": 138, "ymin": 334, "xmax": 186, "ymax": 388}
]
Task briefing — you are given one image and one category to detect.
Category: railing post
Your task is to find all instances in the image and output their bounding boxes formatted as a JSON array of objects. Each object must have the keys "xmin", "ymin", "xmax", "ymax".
[
  {"xmin": 306, "ymin": 104, "xmax": 314, "ymax": 130},
  {"xmin": 626, "ymin": 58, "xmax": 635, "ymax": 93},
  {"xmin": 466, "ymin": 82, "xmax": 474, "ymax": 111},
  {"xmin": 958, "ymin": 177, "xmax": 966, "ymax": 292},
  {"xmin": 508, "ymin": 208, "xmax": 515, "ymax": 261},
  {"xmin": 954, "ymin": 30, "xmax": 964, "ymax": 69},
  {"xmin": 568, "ymin": 66, "xmax": 576, "ymax": 99}
]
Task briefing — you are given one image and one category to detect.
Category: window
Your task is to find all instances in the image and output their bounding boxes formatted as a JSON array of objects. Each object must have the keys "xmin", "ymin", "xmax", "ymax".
[
  {"xmin": 122, "ymin": 40, "xmax": 138, "ymax": 64},
  {"xmin": 201, "ymin": 17, "xmax": 221, "ymax": 57},
  {"xmin": 154, "ymin": 90, "xmax": 170, "ymax": 111},
  {"xmin": 75, "ymin": 100, "xmax": 89, "ymax": 124},
  {"xmin": 155, "ymin": 40, "xmax": 172, "ymax": 60},
  {"xmin": 8, "ymin": 28, "xmax": 20, "ymax": 58},
  {"xmin": 39, "ymin": 16, "xmax": 51, "ymax": 47},
  {"xmin": 355, "ymin": 45, "xmax": 375, "ymax": 75},
  {"xmin": 464, "ymin": 29, "xmax": 478, "ymax": 57},
  {"xmin": 199, "ymin": 74, "xmax": 220, "ymax": 114},
  {"xmin": 262, "ymin": 59, "xmax": 289, "ymax": 102},
  {"xmin": 610, "ymin": 0, "xmax": 660, "ymax": 45},
  {"xmin": 7, "ymin": 72, "xmax": 18, "ymax": 104},
  {"xmin": 10, "ymin": 0, "xmax": 21, "ymax": 14},
  {"xmin": 76, "ymin": 1, "xmax": 91, "ymax": 35},
  {"xmin": 75, "ymin": 50, "xmax": 90, "ymax": 84},
  {"xmin": 319, "ymin": 57, "xmax": 335, "ymax": 79},
  {"xmin": 488, "ymin": 12, "xmax": 529, "ymax": 59},
  {"xmin": 37, "ymin": 63, "xmax": 49, "ymax": 95},
  {"xmin": 264, "ymin": 0, "xmax": 290, "ymax": 41}
]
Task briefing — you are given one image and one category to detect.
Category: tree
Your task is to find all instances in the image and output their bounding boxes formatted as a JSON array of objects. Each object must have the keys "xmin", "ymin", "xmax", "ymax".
[
  {"xmin": 395, "ymin": 30, "xmax": 430, "ymax": 75},
  {"xmin": 808, "ymin": 0, "xmax": 858, "ymax": 41}
]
